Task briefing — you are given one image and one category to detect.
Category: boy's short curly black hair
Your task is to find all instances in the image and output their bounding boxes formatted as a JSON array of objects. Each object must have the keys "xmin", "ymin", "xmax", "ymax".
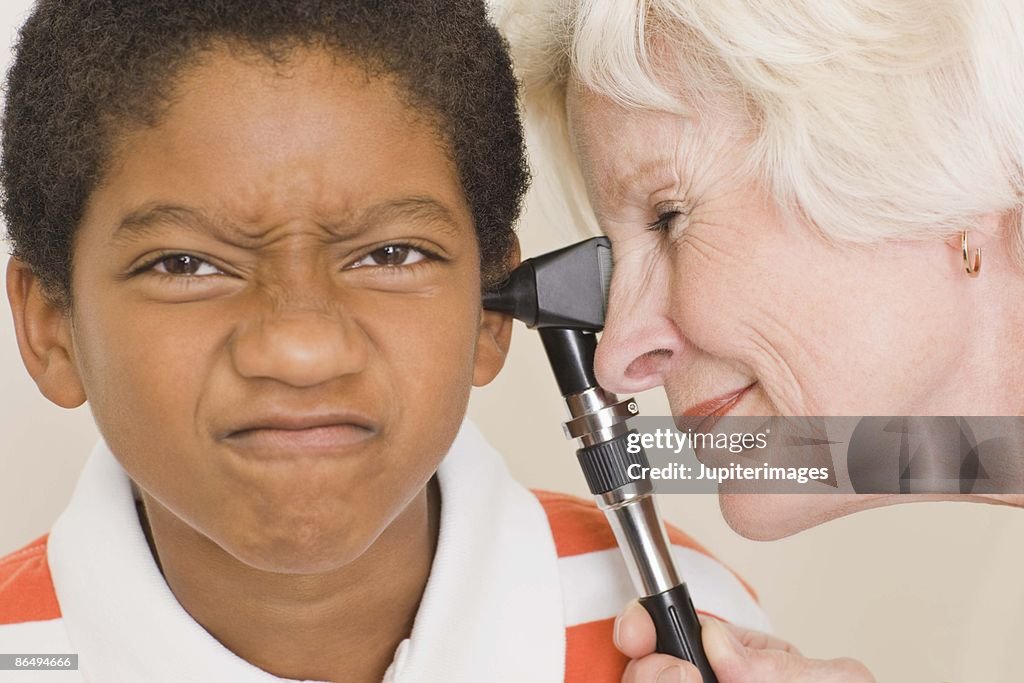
[{"xmin": 1, "ymin": 0, "xmax": 528, "ymax": 314}]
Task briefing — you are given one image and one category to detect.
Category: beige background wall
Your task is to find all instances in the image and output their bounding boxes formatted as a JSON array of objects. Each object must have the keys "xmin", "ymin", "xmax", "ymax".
[{"xmin": 1, "ymin": 3, "xmax": 1021, "ymax": 681}]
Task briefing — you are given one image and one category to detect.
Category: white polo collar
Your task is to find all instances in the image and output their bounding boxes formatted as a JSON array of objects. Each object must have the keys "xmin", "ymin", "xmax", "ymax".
[{"xmin": 47, "ymin": 420, "xmax": 565, "ymax": 682}]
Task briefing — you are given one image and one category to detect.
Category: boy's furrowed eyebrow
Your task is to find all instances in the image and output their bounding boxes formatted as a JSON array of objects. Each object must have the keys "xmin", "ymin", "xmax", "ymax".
[
  {"xmin": 108, "ymin": 197, "xmax": 465, "ymax": 247},
  {"xmin": 109, "ymin": 205, "xmax": 222, "ymax": 247}
]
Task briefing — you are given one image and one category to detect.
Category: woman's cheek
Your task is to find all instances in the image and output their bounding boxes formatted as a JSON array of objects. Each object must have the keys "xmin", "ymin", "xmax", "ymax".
[{"xmin": 667, "ymin": 237, "xmax": 756, "ymax": 352}]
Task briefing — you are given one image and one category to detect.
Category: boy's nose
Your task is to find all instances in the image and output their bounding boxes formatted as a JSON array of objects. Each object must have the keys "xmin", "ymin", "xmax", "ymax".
[{"xmin": 229, "ymin": 301, "xmax": 369, "ymax": 388}]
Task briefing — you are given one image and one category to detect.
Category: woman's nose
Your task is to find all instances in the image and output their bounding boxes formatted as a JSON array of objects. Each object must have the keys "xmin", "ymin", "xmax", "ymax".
[
  {"xmin": 230, "ymin": 301, "xmax": 369, "ymax": 388},
  {"xmin": 594, "ymin": 256, "xmax": 684, "ymax": 395}
]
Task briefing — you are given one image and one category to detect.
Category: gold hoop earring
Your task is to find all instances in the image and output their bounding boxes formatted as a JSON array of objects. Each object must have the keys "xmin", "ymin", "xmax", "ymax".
[{"xmin": 962, "ymin": 231, "xmax": 981, "ymax": 278}]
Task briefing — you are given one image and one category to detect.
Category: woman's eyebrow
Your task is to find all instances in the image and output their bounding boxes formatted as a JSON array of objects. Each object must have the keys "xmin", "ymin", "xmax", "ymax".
[
  {"xmin": 108, "ymin": 196, "xmax": 465, "ymax": 247},
  {"xmin": 605, "ymin": 159, "xmax": 679, "ymax": 205}
]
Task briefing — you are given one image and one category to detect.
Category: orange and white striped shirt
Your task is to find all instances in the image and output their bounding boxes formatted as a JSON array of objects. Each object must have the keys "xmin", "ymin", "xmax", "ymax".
[{"xmin": 0, "ymin": 421, "xmax": 767, "ymax": 682}]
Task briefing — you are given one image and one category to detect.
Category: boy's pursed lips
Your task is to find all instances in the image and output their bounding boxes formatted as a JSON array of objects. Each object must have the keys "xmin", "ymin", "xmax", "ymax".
[{"xmin": 218, "ymin": 408, "xmax": 379, "ymax": 456}]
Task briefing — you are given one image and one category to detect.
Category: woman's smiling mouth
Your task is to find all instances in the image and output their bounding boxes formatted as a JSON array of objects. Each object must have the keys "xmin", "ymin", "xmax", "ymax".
[{"xmin": 678, "ymin": 382, "xmax": 757, "ymax": 433}]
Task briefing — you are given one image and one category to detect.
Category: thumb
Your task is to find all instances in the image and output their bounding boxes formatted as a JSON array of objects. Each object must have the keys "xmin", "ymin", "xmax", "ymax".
[
  {"xmin": 702, "ymin": 619, "xmax": 876, "ymax": 683},
  {"xmin": 613, "ymin": 601, "xmax": 658, "ymax": 658}
]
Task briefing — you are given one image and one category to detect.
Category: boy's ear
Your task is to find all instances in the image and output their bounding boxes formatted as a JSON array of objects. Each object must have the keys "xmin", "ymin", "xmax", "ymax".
[
  {"xmin": 472, "ymin": 238, "xmax": 521, "ymax": 387},
  {"xmin": 5, "ymin": 258, "xmax": 86, "ymax": 408}
]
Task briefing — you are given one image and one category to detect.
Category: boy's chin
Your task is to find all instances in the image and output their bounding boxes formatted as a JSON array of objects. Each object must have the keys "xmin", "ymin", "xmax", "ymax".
[
  {"xmin": 218, "ymin": 524, "xmax": 378, "ymax": 575},
  {"xmin": 717, "ymin": 492, "xmax": 885, "ymax": 541}
]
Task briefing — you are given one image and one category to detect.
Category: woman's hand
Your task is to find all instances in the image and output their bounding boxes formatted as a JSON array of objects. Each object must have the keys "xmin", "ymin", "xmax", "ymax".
[{"xmin": 616, "ymin": 601, "xmax": 876, "ymax": 683}]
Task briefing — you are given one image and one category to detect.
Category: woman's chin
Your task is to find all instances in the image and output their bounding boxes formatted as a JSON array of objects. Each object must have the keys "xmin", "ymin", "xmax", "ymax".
[{"xmin": 718, "ymin": 492, "xmax": 890, "ymax": 540}]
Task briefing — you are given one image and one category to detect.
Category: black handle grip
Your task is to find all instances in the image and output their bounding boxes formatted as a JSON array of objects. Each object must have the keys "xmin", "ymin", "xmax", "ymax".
[{"xmin": 639, "ymin": 583, "xmax": 718, "ymax": 683}]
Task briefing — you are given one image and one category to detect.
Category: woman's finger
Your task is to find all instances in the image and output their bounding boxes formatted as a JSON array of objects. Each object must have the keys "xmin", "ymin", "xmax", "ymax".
[
  {"xmin": 614, "ymin": 600, "xmax": 658, "ymax": 659},
  {"xmin": 621, "ymin": 653, "xmax": 702, "ymax": 683},
  {"xmin": 702, "ymin": 618, "xmax": 876, "ymax": 683},
  {"xmin": 698, "ymin": 615, "xmax": 802, "ymax": 655}
]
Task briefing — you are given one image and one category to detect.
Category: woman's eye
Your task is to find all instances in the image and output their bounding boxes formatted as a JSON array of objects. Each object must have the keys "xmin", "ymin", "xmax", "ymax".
[
  {"xmin": 647, "ymin": 210, "xmax": 681, "ymax": 233},
  {"xmin": 646, "ymin": 201, "xmax": 693, "ymax": 235},
  {"xmin": 149, "ymin": 254, "xmax": 222, "ymax": 277},
  {"xmin": 350, "ymin": 245, "xmax": 429, "ymax": 268}
]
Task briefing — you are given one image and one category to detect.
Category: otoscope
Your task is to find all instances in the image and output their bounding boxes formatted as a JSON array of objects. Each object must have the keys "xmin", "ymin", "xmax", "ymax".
[{"xmin": 484, "ymin": 237, "xmax": 717, "ymax": 681}]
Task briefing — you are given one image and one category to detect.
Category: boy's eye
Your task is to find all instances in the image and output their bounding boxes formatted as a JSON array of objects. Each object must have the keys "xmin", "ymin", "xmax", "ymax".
[
  {"xmin": 349, "ymin": 245, "xmax": 428, "ymax": 269},
  {"xmin": 151, "ymin": 254, "xmax": 222, "ymax": 277},
  {"xmin": 134, "ymin": 244, "xmax": 435, "ymax": 280}
]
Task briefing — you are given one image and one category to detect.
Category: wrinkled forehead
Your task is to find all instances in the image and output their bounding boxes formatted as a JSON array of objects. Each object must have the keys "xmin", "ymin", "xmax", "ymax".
[
  {"xmin": 565, "ymin": 73, "xmax": 755, "ymax": 213},
  {"xmin": 565, "ymin": 79, "xmax": 688, "ymax": 202}
]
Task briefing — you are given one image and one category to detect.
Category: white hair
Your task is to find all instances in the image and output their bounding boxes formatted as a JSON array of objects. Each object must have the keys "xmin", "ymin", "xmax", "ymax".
[{"xmin": 497, "ymin": 0, "xmax": 1024, "ymax": 263}]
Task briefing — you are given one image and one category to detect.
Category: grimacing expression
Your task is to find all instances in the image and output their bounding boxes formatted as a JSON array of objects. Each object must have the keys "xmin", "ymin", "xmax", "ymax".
[
  {"xmin": 53, "ymin": 47, "xmax": 508, "ymax": 571},
  {"xmin": 568, "ymin": 83, "xmax": 979, "ymax": 538}
]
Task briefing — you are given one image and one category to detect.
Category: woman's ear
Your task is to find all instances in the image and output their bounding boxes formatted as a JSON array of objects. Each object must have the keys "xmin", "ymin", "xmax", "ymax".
[
  {"xmin": 5, "ymin": 258, "xmax": 86, "ymax": 408},
  {"xmin": 945, "ymin": 209, "xmax": 1023, "ymax": 277},
  {"xmin": 472, "ymin": 238, "xmax": 521, "ymax": 387}
]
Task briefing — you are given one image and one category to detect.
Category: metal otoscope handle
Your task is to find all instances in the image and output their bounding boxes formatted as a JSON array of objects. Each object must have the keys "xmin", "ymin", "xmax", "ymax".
[{"xmin": 539, "ymin": 328, "xmax": 717, "ymax": 682}]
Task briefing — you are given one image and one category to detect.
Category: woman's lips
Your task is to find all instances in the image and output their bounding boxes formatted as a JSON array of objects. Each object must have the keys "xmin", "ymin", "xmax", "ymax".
[{"xmin": 678, "ymin": 383, "xmax": 756, "ymax": 433}]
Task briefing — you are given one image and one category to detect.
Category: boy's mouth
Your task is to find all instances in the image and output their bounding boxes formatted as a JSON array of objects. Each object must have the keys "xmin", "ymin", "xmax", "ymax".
[{"xmin": 220, "ymin": 410, "xmax": 378, "ymax": 456}]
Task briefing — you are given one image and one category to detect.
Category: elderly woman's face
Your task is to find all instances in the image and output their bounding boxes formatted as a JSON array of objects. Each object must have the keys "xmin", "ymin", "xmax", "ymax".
[{"xmin": 568, "ymin": 83, "xmax": 974, "ymax": 537}]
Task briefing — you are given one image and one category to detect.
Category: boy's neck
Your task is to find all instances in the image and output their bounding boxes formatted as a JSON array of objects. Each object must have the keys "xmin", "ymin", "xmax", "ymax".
[{"xmin": 136, "ymin": 477, "xmax": 441, "ymax": 683}]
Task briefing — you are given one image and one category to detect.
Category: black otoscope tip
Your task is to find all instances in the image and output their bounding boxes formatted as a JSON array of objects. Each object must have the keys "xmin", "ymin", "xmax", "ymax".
[{"xmin": 482, "ymin": 262, "xmax": 539, "ymax": 326}]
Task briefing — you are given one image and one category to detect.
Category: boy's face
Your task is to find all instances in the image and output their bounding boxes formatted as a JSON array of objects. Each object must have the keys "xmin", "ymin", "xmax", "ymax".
[{"xmin": 12, "ymin": 47, "xmax": 511, "ymax": 572}]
